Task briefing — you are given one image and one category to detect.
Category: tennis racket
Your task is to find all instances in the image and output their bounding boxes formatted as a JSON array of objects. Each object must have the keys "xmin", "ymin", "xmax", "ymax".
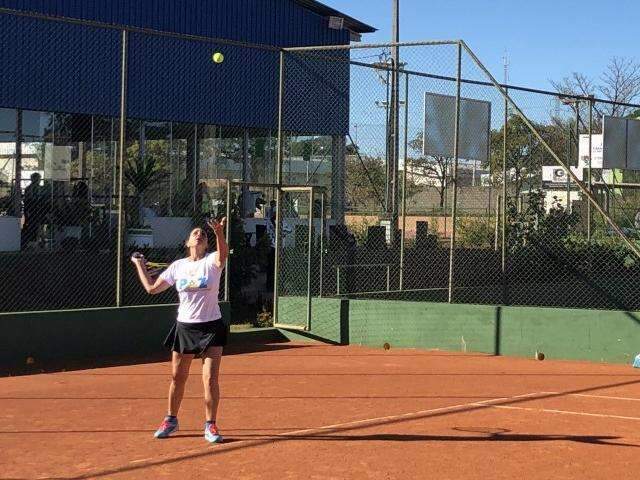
[{"xmin": 131, "ymin": 252, "xmax": 169, "ymax": 269}]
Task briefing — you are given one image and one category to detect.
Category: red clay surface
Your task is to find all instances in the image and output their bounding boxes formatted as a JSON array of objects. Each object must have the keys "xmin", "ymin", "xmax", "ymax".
[{"xmin": 2, "ymin": 342, "xmax": 640, "ymax": 479}]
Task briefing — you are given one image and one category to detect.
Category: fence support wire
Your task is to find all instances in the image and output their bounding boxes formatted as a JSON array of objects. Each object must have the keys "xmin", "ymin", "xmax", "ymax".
[{"xmin": 460, "ymin": 40, "xmax": 640, "ymax": 260}]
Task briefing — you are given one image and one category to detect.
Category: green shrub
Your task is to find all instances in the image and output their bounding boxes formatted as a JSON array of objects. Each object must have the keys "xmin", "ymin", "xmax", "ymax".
[{"xmin": 458, "ymin": 217, "xmax": 495, "ymax": 247}]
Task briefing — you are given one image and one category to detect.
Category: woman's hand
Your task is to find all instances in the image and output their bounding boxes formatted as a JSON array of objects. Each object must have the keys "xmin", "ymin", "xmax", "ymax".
[
  {"xmin": 130, "ymin": 252, "xmax": 147, "ymax": 269},
  {"xmin": 207, "ymin": 217, "xmax": 229, "ymax": 267},
  {"xmin": 131, "ymin": 252, "xmax": 170, "ymax": 294},
  {"xmin": 207, "ymin": 217, "xmax": 226, "ymax": 237}
]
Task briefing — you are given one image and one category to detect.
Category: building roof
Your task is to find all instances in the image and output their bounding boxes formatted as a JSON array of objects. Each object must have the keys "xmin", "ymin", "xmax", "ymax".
[{"xmin": 293, "ymin": 0, "xmax": 376, "ymax": 34}]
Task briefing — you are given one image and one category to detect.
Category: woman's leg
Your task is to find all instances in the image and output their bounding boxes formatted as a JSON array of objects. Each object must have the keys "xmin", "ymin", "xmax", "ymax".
[
  {"xmin": 168, "ymin": 351, "xmax": 194, "ymax": 415},
  {"xmin": 201, "ymin": 346, "xmax": 223, "ymax": 422}
]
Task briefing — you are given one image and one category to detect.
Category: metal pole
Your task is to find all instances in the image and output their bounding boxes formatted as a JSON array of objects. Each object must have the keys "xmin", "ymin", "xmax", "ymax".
[
  {"xmin": 572, "ymin": 104, "xmax": 580, "ymax": 213},
  {"xmin": 384, "ymin": 69, "xmax": 390, "ymax": 213},
  {"xmin": 502, "ymin": 88, "xmax": 508, "ymax": 302},
  {"xmin": 224, "ymin": 179, "xmax": 231, "ymax": 302},
  {"xmin": 241, "ymin": 128, "xmax": 250, "ymax": 217},
  {"xmin": 460, "ymin": 40, "xmax": 640, "ymax": 260},
  {"xmin": 273, "ymin": 51, "xmax": 285, "ymax": 323},
  {"xmin": 448, "ymin": 42, "xmax": 462, "ymax": 303},
  {"xmin": 168, "ymin": 122, "xmax": 173, "ymax": 215},
  {"xmin": 566, "ymin": 128, "xmax": 571, "ymax": 211},
  {"xmin": 191, "ymin": 124, "xmax": 198, "ymax": 213},
  {"xmin": 89, "ymin": 116, "xmax": 94, "ymax": 201},
  {"xmin": 494, "ymin": 193, "xmax": 500, "ymax": 252},
  {"xmin": 306, "ymin": 188, "xmax": 314, "ymax": 331},
  {"xmin": 13, "ymin": 109, "xmax": 22, "ymax": 220},
  {"xmin": 587, "ymin": 96, "xmax": 594, "ymax": 240},
  {"xmin": 399, "ymin": 73, "xmax": 409, "ymax": 290},
  {"xmin": 386, "ymin": 264, "xmax": 391, "ymax": 292},
  {"xmin": 336, "ymin": 266, "xmax": 341, "ymax": 295},
  {"xmin": 319, "ymin": 191, "xmax": 325, "ymax": 297},
  {"xmin": 390, "ymin": 0, "xmax": 400, "ymax": 237},
  {"xmin": 115, "ymin": 29, "xmax": 128, "ymax": 307},
  {"xmin": 276, "ymin": 51, "xmax": 285, "ymax": 185}
]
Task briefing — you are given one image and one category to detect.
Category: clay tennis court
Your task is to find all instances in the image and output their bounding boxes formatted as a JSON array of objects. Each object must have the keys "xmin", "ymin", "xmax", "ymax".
[{"xmin": 2, "ymin": 341, "xmax": 640, "ymax": 479}]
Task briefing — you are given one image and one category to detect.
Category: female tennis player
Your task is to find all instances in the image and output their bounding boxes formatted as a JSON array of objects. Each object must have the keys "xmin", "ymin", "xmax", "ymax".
[{"xmin": 131, "ymin": 217, "xmax": 228, "ymax": 443}]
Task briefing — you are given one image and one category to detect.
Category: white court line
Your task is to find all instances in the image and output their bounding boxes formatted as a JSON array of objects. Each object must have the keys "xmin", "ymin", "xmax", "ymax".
[
  {"xmin": 127, "ymin": 391, "xmax": 546, "ymax": 465},
  {"xmin": 487, "ymin": 404, "xmax": 640, "ymax": 421},
  {"xmin": 571, "ymin": 393, "xmax": 640, "ymax": 402},
  {"xmin": 516, "ymin": 391, "xmax": 640, "ymax": 402}
]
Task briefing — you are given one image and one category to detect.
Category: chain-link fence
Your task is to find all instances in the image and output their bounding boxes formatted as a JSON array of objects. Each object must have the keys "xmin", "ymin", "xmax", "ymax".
[
  {"xmin": 4, "ymin": 7, "xmax": 640, "ymax": 332},
  {"xmin": 276, "ymin": 40, "xmax": 640, "ymax": 338},
  {"xmin": 0, "ymin": 10, "xmax": 283, "ymax": 321}
]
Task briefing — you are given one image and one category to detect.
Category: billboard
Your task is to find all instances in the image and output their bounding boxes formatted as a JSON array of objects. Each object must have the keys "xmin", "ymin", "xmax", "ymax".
[
  {"xmin": 542, "ymin": 165, "xmax": 583, "ymax": 184},
  {"xmin": 602, "ymin": 116, "xmax": 640, "ymax": 170},
  {"xmin": 423, "ymin": 92, "xmax": 491, "ymax": 162},
  {"xmin": 578, "ymin": 134, "xmax": 603, "ymax": 169}
]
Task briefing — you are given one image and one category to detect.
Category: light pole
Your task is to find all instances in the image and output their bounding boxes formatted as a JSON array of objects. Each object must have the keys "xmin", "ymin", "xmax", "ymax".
[{"xmin": 560, "ymin": 97, "xmax": 581, "ymax": 213}]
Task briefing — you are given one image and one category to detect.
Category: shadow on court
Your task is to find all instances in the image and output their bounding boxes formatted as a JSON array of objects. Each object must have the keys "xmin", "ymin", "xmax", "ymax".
[{"xmin": 1, "ymin": 328, "xmax": 312, "ymax": 377}]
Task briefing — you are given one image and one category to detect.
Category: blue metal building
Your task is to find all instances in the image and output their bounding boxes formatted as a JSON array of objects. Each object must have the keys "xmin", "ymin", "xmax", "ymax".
[
  {"xmin": 0, "ymin": 1, "xmax": 374, "ymax": 238},
  {"xmin": 0, "ymin": 0, "xmax": 374, "ymax": 130}
]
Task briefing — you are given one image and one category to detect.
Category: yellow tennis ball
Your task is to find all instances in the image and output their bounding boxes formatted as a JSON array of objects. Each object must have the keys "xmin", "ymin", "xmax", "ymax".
[
  {"xmin": 212, "ymin": 52, "xmax": 224, "ymax": 64},
  {"xmin": 26, "ymin": 356, "xmax": 35, "ymax": 365}
]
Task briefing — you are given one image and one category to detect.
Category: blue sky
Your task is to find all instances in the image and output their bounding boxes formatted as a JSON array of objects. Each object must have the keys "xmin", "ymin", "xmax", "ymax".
[{"xmin": 328, "ymin": 0, "xmax": 640, "ymax": 91}]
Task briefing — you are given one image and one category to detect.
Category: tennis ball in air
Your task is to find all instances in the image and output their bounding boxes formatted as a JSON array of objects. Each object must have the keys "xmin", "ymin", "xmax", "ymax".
[
  {"xmin": 212, "ymin": 52, "xmax": 224, "ymax": 64},
  {"xmin": 26, "ymin": 356, "xmax": 35, "ymax": 365}
]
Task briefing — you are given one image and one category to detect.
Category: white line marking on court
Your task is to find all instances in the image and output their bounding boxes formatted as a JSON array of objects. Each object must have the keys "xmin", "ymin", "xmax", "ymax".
[
  {"xmin": 128, "ymin": 392, "xmax": 545, "ymax": 465},
  {"xmin": 510, "ymin": 392, "xmax": 548, "ymax": 399},
  {"xmin": 571, "ymin": 393, "xmax": 640, "ymax": 402},
  {"xmin": 129, "ymin": 458, "xmax": 154, "ymax": 464},
  {"xmin": 487, "ymin": 404, "xmax": 640, "ymax": 421}
]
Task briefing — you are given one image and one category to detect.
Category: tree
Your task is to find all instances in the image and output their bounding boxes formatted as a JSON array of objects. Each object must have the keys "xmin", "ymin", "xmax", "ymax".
[
  {"xmin": 344, "ymin": 152, "xmax": 386, "ymax": 213},
  {"xmin": 551, "ymin": 57, "xmax": 640, "ymax": 118},
  {"xmin": 124, "ymin": 150, "xmax": 169, "ymax": 227},
  {"xmin": 489, "ymin": 115, "xmax": 545, "ymax": 201},
  {"xmin": 407, "ymin": 131, "xmax": 451, "ymax": 210}
]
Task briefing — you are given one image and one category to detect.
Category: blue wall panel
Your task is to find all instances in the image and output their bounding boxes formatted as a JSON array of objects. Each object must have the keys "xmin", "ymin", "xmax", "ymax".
[
  {"xmin": 0, "ymin": 13, "xmax": 120, "ymax": 117},
  {"xmin": 0, "ymin": 0, "xmax": 350, "ymax": 47},
  {"xmin": 127, "ymin": 33, "xmax": 279, "ymax": 128},
  {"xmin": 0, "ymin": 2, "xmax": 351, "ymax": 134}
]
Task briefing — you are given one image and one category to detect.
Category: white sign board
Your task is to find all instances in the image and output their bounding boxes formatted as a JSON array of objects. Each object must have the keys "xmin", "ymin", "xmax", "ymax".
[
  {"xmin": 44, "ymin": 144, "xmax": 72, "ymax": 181},
  {"xmin": 423, "ymin": 92, "xmax": 491, "ymax": 162},
  {"xmin": 542, "ymin": 165, "xmax": 583, "ymax": 183},
  {"xmin": 578, "ymin": 134, "xmax": 603, "ymax": 169}
]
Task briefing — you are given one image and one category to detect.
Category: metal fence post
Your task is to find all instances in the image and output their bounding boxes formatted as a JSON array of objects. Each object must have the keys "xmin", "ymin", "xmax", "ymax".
[
  {"xmin": 502, "ymin": 87, "xmax": 508, "ymax": 304},
  {"xmin": 224, "ymin": 179, "xmax": 231, "ymax": 302},
  {"xmin": 115, "ymin": 29, "xmax": 128, "ymax": 307},
  {"xmin": 273, "ymin": 50, "xmax": 285, "ymax": 324},
  {"xmin": 319, "ymin": 190, "xmax": 325, "ymax": 297},
  {"xmin": 460, "ymin": 40, "xmax": 640, "ymax": 260},
  {"xmin": 399, "ymin": 72, "xmax": 409, "ymax": 291},
  {"xmin": 386, "ymin": 264, "xmax": 391, "ymax": 292},
  {"xmin": 448, "ymin": 42, "xmax": 462, "ymax": 303},
  {"xmin": 306, "ymin": 187, "xmax": 314, "ymax": 331},
  {"xmin": 587, "ymin": 95, "xmax": 594, "ymax": 241}
]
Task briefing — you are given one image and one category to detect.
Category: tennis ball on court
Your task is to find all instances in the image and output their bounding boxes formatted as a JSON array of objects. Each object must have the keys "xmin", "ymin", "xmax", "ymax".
[
  {"xmin": 212, "ymin": 52, "xmax": 224, "ymax": 64},
  {"xmin": 383, "ymin": 342, "xmax": 391, "ymax": 351},
  {"xmin": 535, "ymin": 351, "xmax": 545, "ymax": 361},
  {"xmin": 26, "ymin": 356, "xmax": 35, "ymax": 365}
]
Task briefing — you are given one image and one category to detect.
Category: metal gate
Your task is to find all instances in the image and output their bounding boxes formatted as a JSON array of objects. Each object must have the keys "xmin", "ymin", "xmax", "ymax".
[{"xmin": 274, "ymin": 186, "xmax": 325, "ymax": 331}]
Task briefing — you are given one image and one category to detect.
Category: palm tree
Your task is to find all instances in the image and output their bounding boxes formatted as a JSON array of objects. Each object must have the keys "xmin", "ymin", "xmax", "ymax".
[{"xmin": 124, "ymin": 154, "xmax": 168, "ymax": 228}]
